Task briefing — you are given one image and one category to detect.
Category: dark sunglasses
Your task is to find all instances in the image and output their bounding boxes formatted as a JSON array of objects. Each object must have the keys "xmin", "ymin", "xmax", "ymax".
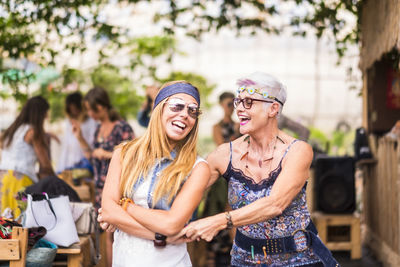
[
  {"xmin": 167, "ymin": 98, "xmax": 201, "ymax": 119},
  {"xmin": 233, "ymin": 97, "xmax": 273, "ymax": 109}
]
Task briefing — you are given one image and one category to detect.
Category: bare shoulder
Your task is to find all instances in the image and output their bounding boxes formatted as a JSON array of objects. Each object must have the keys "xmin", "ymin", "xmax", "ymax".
[
  {"xmin": 285, "ymin": 139, "xmax": 313, "ymax": 164},
  {"xmin": 113, "ymin": 146, "xmax": 122, "ymax": 157},
  {"xmin": 208, "ymin": 142, "xmax": 230, "ymax": 161},
  {"xmin": 207, "ymin": 142, "xmax": 231, "ymax": 172},
  {"xmin": 24, "ymin": 128, "xmax": 34, "ymax": 144},
  {"xmin": 191, "ymin": 160, "xmax": 211, "ymax": 177},
  {"xmin": 111, "ymin": 146, "xmax": 123, "ymax": 165}
]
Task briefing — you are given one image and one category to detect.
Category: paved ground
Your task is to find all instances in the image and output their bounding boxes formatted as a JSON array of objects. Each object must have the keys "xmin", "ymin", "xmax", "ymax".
[{"xmin": 334, "ymin": 246, "xmax": 382, "ymax": 267}]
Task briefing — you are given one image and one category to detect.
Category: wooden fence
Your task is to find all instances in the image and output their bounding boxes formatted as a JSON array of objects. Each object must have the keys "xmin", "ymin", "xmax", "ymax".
[{"xmin": 361, "ymin": 136, "xmax": 400, "ymax": 266}]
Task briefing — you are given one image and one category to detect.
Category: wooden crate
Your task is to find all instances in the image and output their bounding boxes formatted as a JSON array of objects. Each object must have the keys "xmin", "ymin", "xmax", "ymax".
[
  {"xmin": 312, "ymin": 212, "xmax": 361, "ymax": 259},
  {"xmin": 0, "ymin": 227, "xmax": 28, "ymax": 267}
]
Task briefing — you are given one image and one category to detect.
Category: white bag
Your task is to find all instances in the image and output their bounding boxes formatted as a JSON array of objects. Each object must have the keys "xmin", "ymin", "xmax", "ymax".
[
  {"xmin": 23, "ymin": 193, "xmax": 79, "ymax": 247},
  {"xmin": 70, "ymin": 202, "xmax": 97, "ymax": 235},
  {"xmin": 70, "ymin": 202, "xmax": 101, "ymax": 265}
]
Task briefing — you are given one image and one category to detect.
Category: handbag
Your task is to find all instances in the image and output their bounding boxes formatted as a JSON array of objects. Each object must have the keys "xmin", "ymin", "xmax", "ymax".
[
  {"xmin": 70, "ymin": 202, "xmax": 101, "ymax": 265},
  {"xmin": 70, "ymin": 202, "xmax": 96, "ymax": 235},
  {"xmin": 23, "ymin": 193, "xmax": 79, "ymax": 247}
]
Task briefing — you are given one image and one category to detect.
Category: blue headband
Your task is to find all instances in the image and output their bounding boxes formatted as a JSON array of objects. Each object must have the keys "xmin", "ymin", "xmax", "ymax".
[{"xmin": 153, "ymin": 83, "xmax": 200, "ymax": 110}]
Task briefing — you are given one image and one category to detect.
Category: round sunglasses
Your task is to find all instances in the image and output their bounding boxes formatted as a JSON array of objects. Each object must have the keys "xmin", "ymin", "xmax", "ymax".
[
  {"xmin": 233, "ymin": 97, "xmax": 274, "ymax": 109},
  {"xmin": 167, "ymin": 98, "xmax": 201, "ymax": 119}
]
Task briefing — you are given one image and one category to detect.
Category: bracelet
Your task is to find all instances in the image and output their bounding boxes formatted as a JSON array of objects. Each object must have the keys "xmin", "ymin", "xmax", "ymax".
[
  {"xmin": 119, "ymin": 197, "xmax": 134, "ymax": 211},
  {"xmin": 153, "ymin": 232, "xmax": 167, "ymax": 247},
  {"xmin": 225, "ymin": 211, "xmax": 233, "ymax": 229}
]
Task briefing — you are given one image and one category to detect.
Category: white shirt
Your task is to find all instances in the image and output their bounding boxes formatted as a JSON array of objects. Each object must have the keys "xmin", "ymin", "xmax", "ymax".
[
  {"xmin": 112, "ymin": 157, "xmax": 207, "ymax": 267},
  {"xmin": 56, "ymin": 117, "xmax": 97, "ymax": 172},
  {"xmin": 0, "ymin": 125, "xmax": 38, "ymax": 182}
]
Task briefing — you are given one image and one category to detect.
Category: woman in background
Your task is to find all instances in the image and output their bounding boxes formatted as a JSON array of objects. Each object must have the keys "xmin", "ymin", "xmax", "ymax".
[
  {"xmin": 0, "ymin": 96, "xmax": 55, "ymax": 218},
  {"xmin": 73, "ymin": 87, "xmax": 134, "ymax": 267},
  {"xmin": 56, "ymin": 91, "xmax": 97, "ymax": 173},
  {"xmin": 213, "ymin": 91, "xmax": 241, "ymax": 145}
]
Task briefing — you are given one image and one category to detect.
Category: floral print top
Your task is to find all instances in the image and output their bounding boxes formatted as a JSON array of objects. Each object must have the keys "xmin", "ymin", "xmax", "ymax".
[
  {"xmin": 92, "ymin": 120, "xmax": 134, "ymax": 209},
  {"xmin": 223, "ymin": 140, "xmax": 321, "ymax": 266}
]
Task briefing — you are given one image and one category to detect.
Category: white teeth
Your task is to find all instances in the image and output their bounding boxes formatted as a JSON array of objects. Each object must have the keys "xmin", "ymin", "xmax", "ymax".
[
  {"xmin": 238, "ymin": 116, "xmax": 250, "ymax": 121},
  {"xmin": 172, "ymin": 121, "xmax": 186, "ymax": 129}
]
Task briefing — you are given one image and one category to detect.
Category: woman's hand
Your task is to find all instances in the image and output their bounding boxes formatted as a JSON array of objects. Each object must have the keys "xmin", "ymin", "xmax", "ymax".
[
  {"xmin": 92, "ymin": 148, "xmax": 108, "ymax": 159},
  {"xmin": 166, "ymin": 232, "xmax": 191, "ymax": 245},
  {"xmin": 97, "ymin": 208, "xmax": 117, "ymax": 232},
  {"xmin": 181, "ymin": 214, "xmax": 226, "ymax": 242}
]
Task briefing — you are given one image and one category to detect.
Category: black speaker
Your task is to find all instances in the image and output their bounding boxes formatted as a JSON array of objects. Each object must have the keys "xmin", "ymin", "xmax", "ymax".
[{"xmin": 314, "ymin": 156, "xmax": 355, "ymax": 214}]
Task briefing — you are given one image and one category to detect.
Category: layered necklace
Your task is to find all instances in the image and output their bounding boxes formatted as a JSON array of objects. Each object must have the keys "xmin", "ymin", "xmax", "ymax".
[{"xmin": 241, "ymin": 135, "xmax": 285, "ymax": 169}]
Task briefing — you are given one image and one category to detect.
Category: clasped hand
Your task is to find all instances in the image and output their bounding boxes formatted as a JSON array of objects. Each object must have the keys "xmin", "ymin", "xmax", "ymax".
[
  {"xmin": 179, "ymin": 215, "xmax": 222, "ymax": 242},
  {"xmin": 97, "ymin": 206, "xmax": 222, "ymax": 243}
]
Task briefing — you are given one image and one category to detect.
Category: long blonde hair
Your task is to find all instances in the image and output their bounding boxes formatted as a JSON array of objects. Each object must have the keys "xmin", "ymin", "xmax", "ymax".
[{"xmin": 119, "ymin": 81, "xmax": 200, "ymax": 205}]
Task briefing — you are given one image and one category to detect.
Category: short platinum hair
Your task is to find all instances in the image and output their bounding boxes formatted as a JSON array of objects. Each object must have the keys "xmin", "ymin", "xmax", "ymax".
[{"xmin": 237, "ymin": 72, "xmax": 287, "ymax": 114}]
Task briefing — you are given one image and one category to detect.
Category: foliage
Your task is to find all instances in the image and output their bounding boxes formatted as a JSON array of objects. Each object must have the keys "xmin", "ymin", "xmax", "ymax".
[
  {"xmin": 158, "ymin": 71, "xmax": 215, "ymax": 108},
  {"xmin": 288, "ymin": 0, "xmax": 362, "ymax": 59},
  {"xmin": 25, "ymin": 65, "xmax": 215, "ymax": 122},
  {"xmin": 91, "ymin": 64, "xmax": 142, "ymax": 120},
  {"xmin": 28, "ymin": 64, "xmax": 142, "ymax": 122},
  {"xmin": 156, "ymin": 0, "xmax": 361, "ymax": 59},
  {"xmin": 0, "ymin": 0, "xmax": 361, "ymax": 91},
  {"xmin": 1, "ymin": 34, "xmax": 214, "ymax": 122},
  {"xmin": 0, "ymin": 0, "xmax": 362, "ymax": 118},
  {"xmin": 308, "ymin": 126, "xmax": 355, "ymax": 156},
  {"xmin": 0, "ymin": 0, "xmax": 111, "ymax": 66},
  {"xmin": 309, "ymin": 127, "xmax": 330, "ymax": 154},
  {"xmin": 197, "ymin": 136, "xmax": 216, "ymax": 158}
]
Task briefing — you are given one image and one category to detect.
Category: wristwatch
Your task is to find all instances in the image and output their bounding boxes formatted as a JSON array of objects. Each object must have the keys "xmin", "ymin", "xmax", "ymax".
[{"xmin": 153, "ymin": 232, "xmax": 167, "ymax": 247}]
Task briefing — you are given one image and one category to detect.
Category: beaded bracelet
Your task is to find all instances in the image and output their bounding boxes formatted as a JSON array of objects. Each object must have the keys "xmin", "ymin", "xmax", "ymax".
[
  {"xmin": 225, "ymin": 211, "xmax": 234, "ymax": 229},
  {"xmin": 119, "ymin": 197, "xmax": 134, "ymax": 211}
]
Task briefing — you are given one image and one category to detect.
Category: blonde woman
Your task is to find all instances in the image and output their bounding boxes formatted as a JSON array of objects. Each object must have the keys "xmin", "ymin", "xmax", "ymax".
[{"xmin": 98, "ymin": 81, "xmax": 210, "ymax": 266}]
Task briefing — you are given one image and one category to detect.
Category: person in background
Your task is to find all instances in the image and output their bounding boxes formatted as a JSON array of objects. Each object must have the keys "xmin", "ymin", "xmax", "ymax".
[
  {"xmin": 97, "ymin": 81, "xmax": 210, "ymax": 266},
  {"xmin": 0, "ymin": 96, "xmax": 55, "ymax": 218},
  {"xmin": 56, "ymin": 92, "xmax": 97, "ymax": 173},
  {"xmin": 137, "ymin": 85, "xmax": 159, "ymax": 127},
  {"xmin": 72, "ymin": 87, "xmax": 134, "ymax": 267},
  {"xmin": 213, "ymin": 92, "xmax": 241, "ymax": 145},
  {"xmin": 203, "ymin": 91, "xmax": 241, "ymax": 266},
  {"xmin": 181, "ymin": 72, "xmax": 338, "ymax": 267}
]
